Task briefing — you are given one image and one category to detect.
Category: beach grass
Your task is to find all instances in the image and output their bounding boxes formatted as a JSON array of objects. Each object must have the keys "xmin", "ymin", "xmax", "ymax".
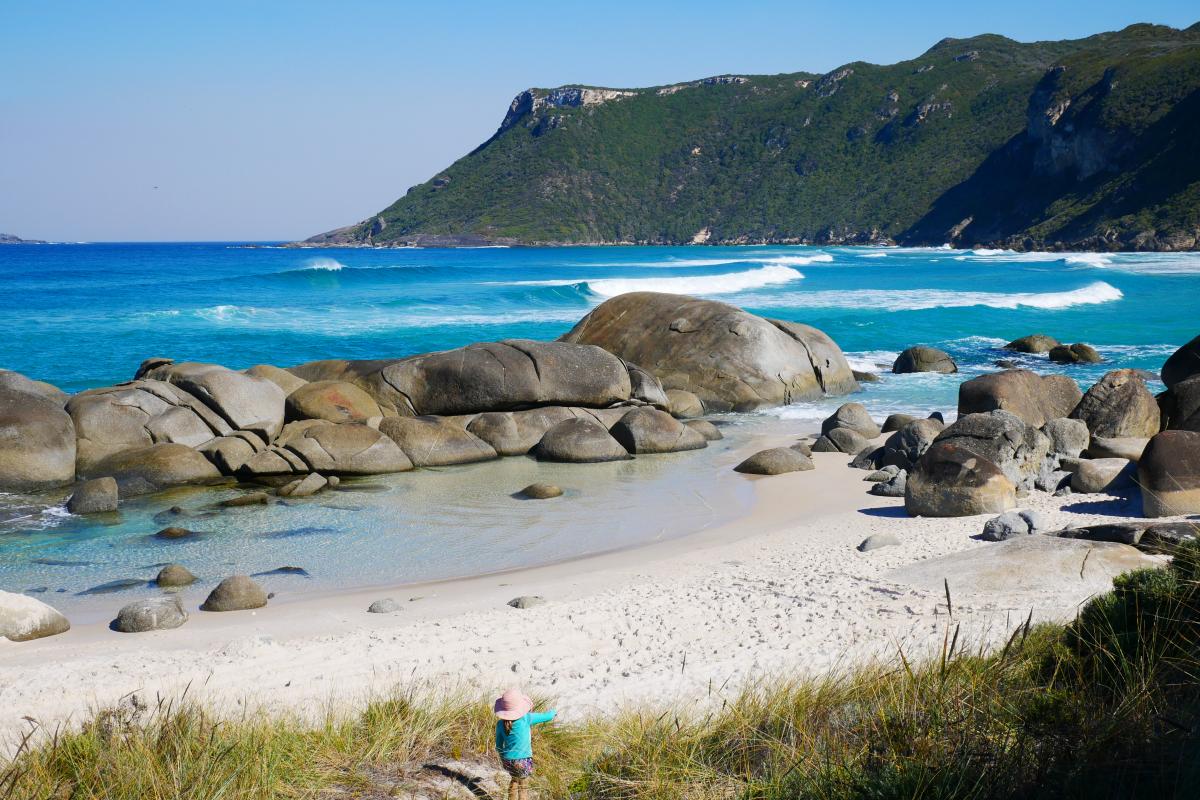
[{"xmin": 4, "ymin": 540, "xmax": 1199, "ymax": 800}]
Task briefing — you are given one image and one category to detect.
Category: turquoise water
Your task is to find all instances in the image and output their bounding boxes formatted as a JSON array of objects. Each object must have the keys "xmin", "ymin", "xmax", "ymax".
[{"xmin": 1, "ymin": 243, "xmax": 1197, "ymax": 616}]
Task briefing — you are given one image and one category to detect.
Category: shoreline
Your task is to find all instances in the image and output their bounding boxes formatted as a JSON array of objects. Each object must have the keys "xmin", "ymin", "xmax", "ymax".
[{"xmin": 0, "ymin": 423, "xmax": 1173, "ymax": 755}]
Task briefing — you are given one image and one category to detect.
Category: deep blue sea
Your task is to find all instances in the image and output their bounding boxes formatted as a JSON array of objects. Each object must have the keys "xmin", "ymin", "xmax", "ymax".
[{"xmin": 2, "ymin": 242, "xmax": 1198, "ymax": 618}]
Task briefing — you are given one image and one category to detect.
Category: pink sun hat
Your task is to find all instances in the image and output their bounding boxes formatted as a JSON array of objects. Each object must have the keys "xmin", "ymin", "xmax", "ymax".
[{"xmin": 493, "ymin": 687, "xmax": 534, "ymax": 721}]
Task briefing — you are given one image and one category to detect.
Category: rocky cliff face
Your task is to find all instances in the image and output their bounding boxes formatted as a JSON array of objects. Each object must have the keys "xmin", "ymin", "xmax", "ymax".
[{"xmin": 304, "ymin": 23, "xmax": 1200, "ymax": 251}]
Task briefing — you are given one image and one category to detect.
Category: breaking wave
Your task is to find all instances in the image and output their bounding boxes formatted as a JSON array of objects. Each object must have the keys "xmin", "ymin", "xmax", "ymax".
[
  {"xmin": 586, "ymin": 265, "xmax": 806, "ymax": 297},
  {"xmin": 301, "ymin": 257, "xmax": 345, "ymax": 271},
  {"xmin": 730, "ymin": 281, "xmax": 1124, "ymax": 311}
]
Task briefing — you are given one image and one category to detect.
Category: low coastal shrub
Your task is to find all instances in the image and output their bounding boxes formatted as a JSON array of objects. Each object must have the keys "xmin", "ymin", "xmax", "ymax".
[{"xmin": 3, "ymin": 541, "xmax": 1198, "ymax": 799}]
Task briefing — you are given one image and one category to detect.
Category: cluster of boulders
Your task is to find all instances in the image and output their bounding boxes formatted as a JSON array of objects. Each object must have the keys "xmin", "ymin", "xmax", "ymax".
[
  {"xmin": 1003, "ymin": 334, "xmax": 1102, "ymax": 364},
  {"xmin": 843, "ymin": 333, "xmax": 1200, "ymax": 519},
  {"xmin": 1, "ymin": 294, "xmax": 858, "ymax": 519}
]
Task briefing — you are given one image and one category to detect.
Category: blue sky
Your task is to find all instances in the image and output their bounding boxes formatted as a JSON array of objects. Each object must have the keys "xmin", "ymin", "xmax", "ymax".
[{"xmin": 1, "ymin": 1, "xmax": 1196, "ymax": 241}]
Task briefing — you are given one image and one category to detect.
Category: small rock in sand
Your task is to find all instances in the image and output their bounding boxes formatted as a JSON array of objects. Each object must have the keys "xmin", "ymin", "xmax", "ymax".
[
  {"xmin": 220, "ymin": 492, "xmax": 270, "ymax": 507},
  {"xmin": 155, "ymin": 526, "xmax": 196, "ymax": 540},
  {"xmin": 367, "ymin": 598, "xmax": 401, "ymax": 614},
  {"xmin": 981, "ymin": 510, "xmax": 1032, "ymax": 542},
  {"xmin": 869, "ymin": 472, "xmax": 907, "ymax": 497},
  {"xmin": 507, "ymin": 596, "xmax": 545, "ymax": 609},
  {"xmin": 857, "ymin": 533, "xmax": 900, "ymax": 552},
  {"xmin": 517, "ymin": 483, "xmax": 563, "ymax": 500}
]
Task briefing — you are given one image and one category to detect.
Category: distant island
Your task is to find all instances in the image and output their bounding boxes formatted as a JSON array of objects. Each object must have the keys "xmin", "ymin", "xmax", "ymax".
[
  {"xmin": 304, "ymin": 22, "xmax": 1200, "ymax": 252},
  {"xmin": 0, "ymin": 233, "xmax": 46, "ymax": 244}
]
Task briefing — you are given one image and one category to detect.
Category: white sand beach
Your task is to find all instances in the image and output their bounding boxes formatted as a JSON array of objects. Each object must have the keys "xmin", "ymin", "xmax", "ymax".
[{"xmin": 0, "ymin": 426, "xmax": 1171, "ymax": 754}]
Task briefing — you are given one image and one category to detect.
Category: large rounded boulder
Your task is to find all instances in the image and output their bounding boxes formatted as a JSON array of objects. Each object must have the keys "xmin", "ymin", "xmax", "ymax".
[
  {"xmin": 610, "ymin": 407, "xmax": 707, "ymax": 454},
  {"xmin": 0, "ymin": 370, "xmax": 77, "ymax": 492},
  {"xmin": 934, "ymin": 411, "xmax": 1049, "ymax": 489},
  {"xmin": 1, "ymin": 590, "xmax": 71, "ymax": 641},
  {"xmin": 1162, "ymin": 334, "xmax": 1200, "ymax": 389},
  {"xmin": 905, "ymin": 441, "xmax": 1016, "ymax": 517},
  {"xmin": 557, "ymin": 292, "xmax": 857, "ymax": 412},
  {"xmin": 379, "ymin": 416, "xmax": 497, "ymax": 466},
  {"xmin": 821, "ymin": 403, "xmax": 881, "ymax": 440},
  {"xmin": 1163, "ymin": 376, "xmax": 1200, "ymax": 432},
  {"xmin": 113, "ymin": 596, "xmax": 188, "ymax": 633},
  {"xmin": 285, "ymin": 380, "xmax": 382, "ymax": 423},
  {"xmin": 201, "ymin": 575, "xmax": 268, "ymax": 612},
  {"xmin": 143, "ymin": 362, "xmax": 286, "ymax": 441},
  {"xmin": 958, "ymin": 369, "xmax": 1083, "ymax": 428},
  {"xmin": 533, "ymin": 418, "xmax": 631, "ymax": 463},
  {"xmin": 1049, "ymin": 343, "xmax": 1102, "ymax": 364},
  {"xmin": 1139, "ymin": 430, "xmax": 1200, "ymax": 517},
  {"xmin": 734, "ymin": 447, "xmax": 815, "ymax": 475},
  {"xmin": 274, "ymin": 421, "xmax": 413, "ymax": 475},
  {"xmin": 67, "ymin": 380, "xmax": 232, "ymax": 472},
  {"xmin": 1071, "ymin": 369, "xmax": 1160, "ymax": 438},
  {"xmin": 79, "ymin": 443, "xmax": 223, "ymax": 497},
  {"xmin": 292, "ymin": 340, "xmax": 635, "ymax": 416},
  {"xmin": 892, "ymin": 347, "xmax": 957, "ymax": 374}
]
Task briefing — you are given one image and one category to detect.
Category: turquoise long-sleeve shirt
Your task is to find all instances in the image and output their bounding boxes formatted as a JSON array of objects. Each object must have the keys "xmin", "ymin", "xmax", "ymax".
[{"xmin": 495, "ymin": 710, "xmax": 557, "ymax": 760}]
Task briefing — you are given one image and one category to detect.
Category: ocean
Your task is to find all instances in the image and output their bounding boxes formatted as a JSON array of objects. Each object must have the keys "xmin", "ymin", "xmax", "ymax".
[{"xmin": 1, "ymin": 242, "xmax": 1197, "ymax": 616}]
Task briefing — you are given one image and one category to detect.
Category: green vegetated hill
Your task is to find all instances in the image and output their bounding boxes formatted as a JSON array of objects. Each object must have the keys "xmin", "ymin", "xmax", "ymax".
[{"xmin": 308, "ymin": 22, "xmax": 1200, "ymax": 250}]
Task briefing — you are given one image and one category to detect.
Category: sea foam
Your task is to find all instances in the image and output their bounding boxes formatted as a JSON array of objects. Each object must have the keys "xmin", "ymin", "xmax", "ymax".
[
  {"xmin": 585, "ymin": 265, "xmax": 804, "ymax": 297},
  {"xmin": 301, "ymin": 257, "xmax": 345, "ymax": 271},
  {"xmin": 727, "ymin": 281, "xmax": 1123, "ymax": 311}
]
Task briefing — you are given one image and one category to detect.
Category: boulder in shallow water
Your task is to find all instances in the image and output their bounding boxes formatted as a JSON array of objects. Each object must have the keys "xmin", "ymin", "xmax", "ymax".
[
  {"xmin": 156, "ymin": 564, "xmax": 196, "ymax": 587},
  {"xmin": 287, "ymin": 472, "xmax": 328, "ymax": 498},
  {"xmin": 285, "ymin": 380, "xmax": 382, "ymax": 424},
  {"xmin": 0, "ymin": 590, "xmax": 71, "ymax": 641},
  {"xmin": 0, "ymin": 371, "xmax": 76, "ymax": 492},
  {"xmin": 1139, "ymin": 430, "xmax": 1200, "ymax": 517},
  {"xmin": 67, "ymin": 477, "xmax": 119, "ymax": 514},
  {"xmin": 558, "ymin": 292, "xmax": 857, "ymax": 411},
  {"xmin": 201, "ymin": 575, "xmax": 268, "ymax": 612},
  {"xmin": 905, "ymin": 441, "xmax": 1016, "ymax": 517},
  {"xmin": 379, "ymin": 415, "xmax": 498, "ymax": 466},
  {"xmin": 155, "ymin": 526, "xmax": 196, "ymax": 540},
  {"xmin": 81, "ymin": 443, "xmax": 223, "ymax": 497},
  {"xmin": 734, "ymin": 447, "xmax": 815, "ymax": 475},
  {"xmin": 665, "ymin": 389, "xmax": 704, "ymax": 419},
  {"xmin": 684, "ymin": 419, "xmax": 723, "ymax": 441},
  {"xmin": 114, "ymin": 595, "xmax": 188, "ymax": 633},
  {"xmin": 892, "ymin": 346, "xmax": 957, "ymax": 374},
  {"xmin": 958, "ymin": 369, "xmax": 1082, "ymax": 428},
  {"xmin": 1071, "ymin": 369, "xmax": 1160, "ymax": 438},
  {"xmin": 533, "ymin": 418, "xmax": 631, "ymax": 463},
  {"xmin": 610, "ymin": 407, "xmax": 707, "ymax": 454},
  {"xmin": 220, "ymin": 491, "xmax": 270, "ymax": 507},
  {"xmin": 1004, "ymin": 334, "xmax": 1060, "ymax": 354},
  {"xmin": 1049, "ymin": 343, "xmax": 1102, "ymax": 364}
]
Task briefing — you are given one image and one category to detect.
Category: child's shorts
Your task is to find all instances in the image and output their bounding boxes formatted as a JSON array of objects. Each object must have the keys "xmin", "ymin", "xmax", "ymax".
[{"xmin": 501, "ymin": 757, "xmax": 535, "ymax": 779}]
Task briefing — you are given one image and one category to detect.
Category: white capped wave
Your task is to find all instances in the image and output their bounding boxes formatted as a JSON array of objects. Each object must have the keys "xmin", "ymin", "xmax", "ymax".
[
  {"xmin": 586, "ymin": 265, "xmax": 804, "ymax": 297},
  {"xmin": 727, "ymin": 281, "xmax": 1123, "ymax": 311},
  {"xmin": 1063, "ymin": 253, "xmax": 1112, "ymax": 267},
  {"xmin": 844, "ymin": 350, "xmax": 900, "ymax": 372},
  {"xmin": 764, "ymin": 254, "xmax": 833, "ymax": 266},
  {"xmin": 195, "ymin": 304, "xmax": 263, "ymax": 322},
  {"xmin": 302, "ymin": 257, "xmax": 345, "ymax": 271},
  {"xmin": 860, "ymin": 252, "xmax": 888, "ymax": 259}
]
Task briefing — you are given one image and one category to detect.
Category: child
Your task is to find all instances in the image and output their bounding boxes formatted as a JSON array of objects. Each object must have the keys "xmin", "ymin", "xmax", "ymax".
[{"xmin": 493, "ymin": 687, "xmax": 556, "ymax": 800}]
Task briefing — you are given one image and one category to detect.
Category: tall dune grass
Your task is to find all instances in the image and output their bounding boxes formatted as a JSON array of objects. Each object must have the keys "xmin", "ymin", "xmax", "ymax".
[{"xmin": 4, "ymin": 540, "xmax": 1198, "ymax": 799}]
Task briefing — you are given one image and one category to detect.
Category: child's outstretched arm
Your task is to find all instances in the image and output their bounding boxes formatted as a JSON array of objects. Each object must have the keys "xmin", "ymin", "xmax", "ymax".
[{"xmin": 528, "ymin": 709, "xmax": 557, "ymax": 726}]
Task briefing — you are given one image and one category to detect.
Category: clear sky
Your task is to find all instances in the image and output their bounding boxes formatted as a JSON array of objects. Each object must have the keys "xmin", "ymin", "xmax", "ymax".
[{"xmin": 1, "ymin": 1, "xmax": 1196, "ymax": 242}]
